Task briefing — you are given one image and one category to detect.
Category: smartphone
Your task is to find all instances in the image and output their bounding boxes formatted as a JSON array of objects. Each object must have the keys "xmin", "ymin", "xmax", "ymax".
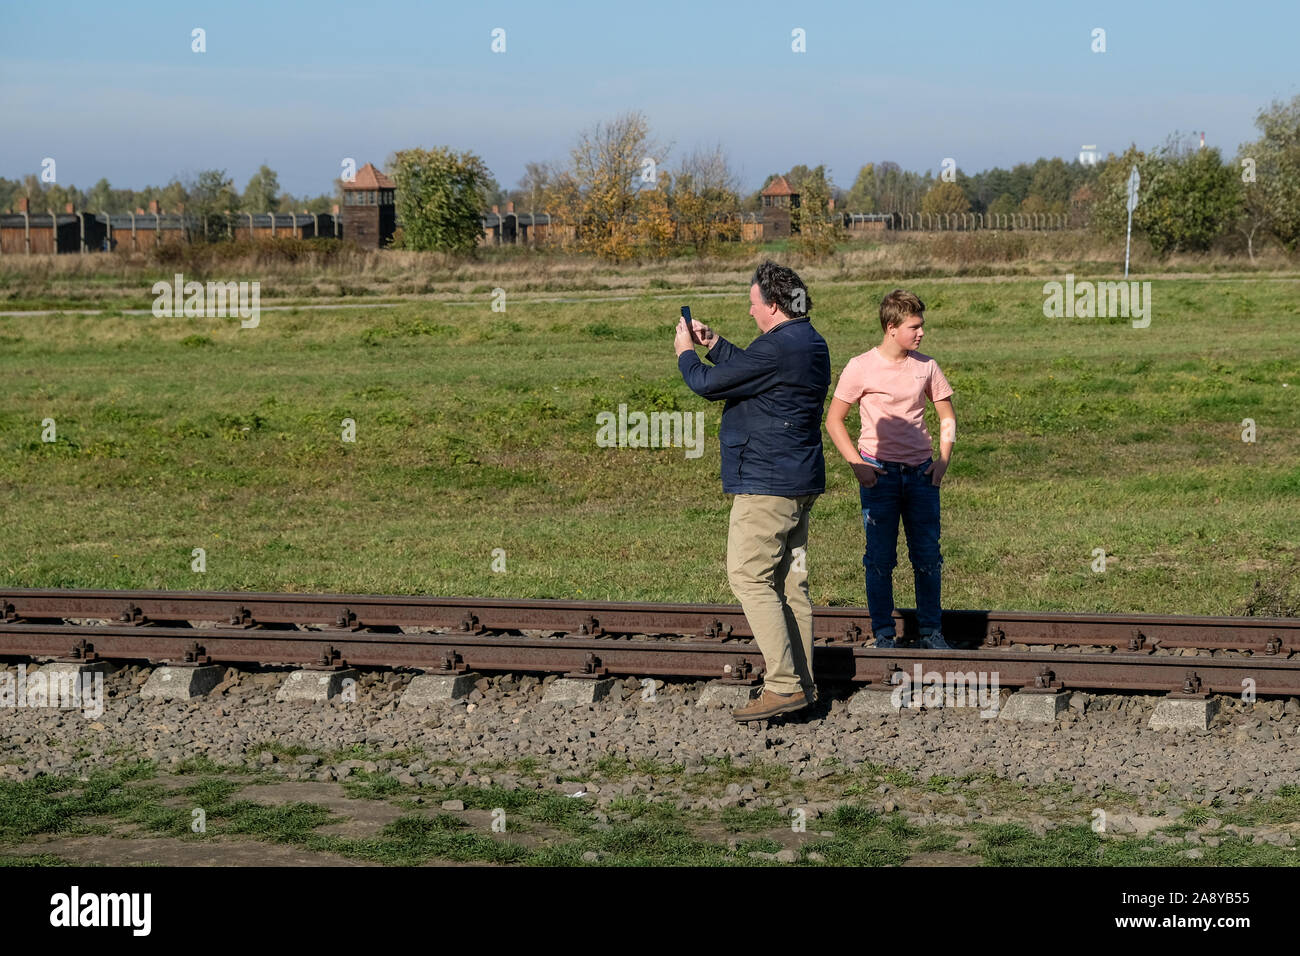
[{"xmin": 680, "ymin": 305, "xmax": 695, "ymax": 342}]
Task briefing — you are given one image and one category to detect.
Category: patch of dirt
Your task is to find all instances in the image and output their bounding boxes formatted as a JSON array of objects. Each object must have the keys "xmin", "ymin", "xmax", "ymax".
[
  {"xmin": 11, "ymin": 835, "xmax": 377, "ymax": 867},
  {"xmin": 235, "ymin": 780, "xmax": 406, "ymax": 838},
  {"xmin": 901, "ymin": 851, "xmax": 978, "ymax": 866}
]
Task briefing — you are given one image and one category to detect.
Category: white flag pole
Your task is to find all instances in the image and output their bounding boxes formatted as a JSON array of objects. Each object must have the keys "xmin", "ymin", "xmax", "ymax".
[{"xmin": 1124, "ymin": 165, "xmax": 1140, "ymax": 278}]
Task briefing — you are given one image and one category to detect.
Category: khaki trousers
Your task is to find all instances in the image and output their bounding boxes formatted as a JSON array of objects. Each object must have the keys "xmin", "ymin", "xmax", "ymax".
[{"xmin": 726, "ymin": 493, "xmax": 817, "ymax": 695}]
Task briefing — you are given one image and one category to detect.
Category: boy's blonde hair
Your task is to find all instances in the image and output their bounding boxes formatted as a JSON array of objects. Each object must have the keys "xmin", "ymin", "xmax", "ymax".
[{"xmin": 880, "ymin": 289, "xmax": 925, "ymax": 333}]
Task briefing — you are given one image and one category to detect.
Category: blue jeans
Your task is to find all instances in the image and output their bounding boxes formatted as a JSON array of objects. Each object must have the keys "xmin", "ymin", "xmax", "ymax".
[{"xmin": 859, "ymin": 454, "xmax": 942, "ymax": 638}]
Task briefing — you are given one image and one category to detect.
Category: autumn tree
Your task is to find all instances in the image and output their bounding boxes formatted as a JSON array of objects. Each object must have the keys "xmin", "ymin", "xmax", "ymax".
[
  {"xmin": 517, "ymin": 161, "xmax": 554, "ymax": 215},
  {"xmin": 920, "ymin": 181, "xmax": 971, "ymax": 219},
  {"xmin": 544, "ymin": 110, "xmax": 674, "ymax": 260},
  {"xmin": 671, "ymin": 144, "xmax": 741, "ymax": 251}
]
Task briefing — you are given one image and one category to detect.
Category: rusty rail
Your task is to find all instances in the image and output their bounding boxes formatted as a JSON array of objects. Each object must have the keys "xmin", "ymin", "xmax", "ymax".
[{"xmin": 0, "ymin": 589, "xmax": 1296, "ymax": 695}]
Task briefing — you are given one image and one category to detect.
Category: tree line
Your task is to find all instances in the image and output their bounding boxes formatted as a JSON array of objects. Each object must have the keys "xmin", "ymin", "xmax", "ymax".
[
  {"xmin": 4, "ymin": 95, "xmax": 1296, "ymax": 261},
  {"xmin": 0, "ymin": 165, "xmax": 335, "ymax": 219}
]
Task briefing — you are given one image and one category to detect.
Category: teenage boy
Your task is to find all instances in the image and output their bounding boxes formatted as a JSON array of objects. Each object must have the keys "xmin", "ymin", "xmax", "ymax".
[{"xmin": 825, "ymin": 289, "xmax": 956, "ymax": 649}]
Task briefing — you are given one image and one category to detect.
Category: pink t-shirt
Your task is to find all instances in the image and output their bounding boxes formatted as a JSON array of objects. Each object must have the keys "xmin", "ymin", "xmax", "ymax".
[{"xmin": 834, "ymin": 347, "xmax": 953, "ymax": 466}]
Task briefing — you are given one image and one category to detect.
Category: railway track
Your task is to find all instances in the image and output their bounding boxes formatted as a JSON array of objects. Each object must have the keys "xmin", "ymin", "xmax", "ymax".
[{"xmin": 2, "ymin": 588, "xmax": 1298, "ymax": 696}]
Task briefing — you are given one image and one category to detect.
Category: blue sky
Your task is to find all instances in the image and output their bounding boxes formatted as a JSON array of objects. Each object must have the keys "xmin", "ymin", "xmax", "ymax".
[{"xmin": 2, "ymin": 0, "xmax": 1297, "ymax": 198}]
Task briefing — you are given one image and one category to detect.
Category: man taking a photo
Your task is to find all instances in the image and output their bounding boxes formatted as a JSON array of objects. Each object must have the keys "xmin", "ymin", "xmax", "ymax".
[{"xmin": 675, "ymin": 261, "xmax": 831, "ymax": 722}]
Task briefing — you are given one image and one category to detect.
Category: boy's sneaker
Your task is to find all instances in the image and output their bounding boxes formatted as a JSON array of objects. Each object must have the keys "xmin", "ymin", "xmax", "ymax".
[
  {"xmin": 918, "ymin": 631, "xmax": 953, "ymax": 650},
  {"xmin": 873, "ymin": 632, "xmax": 897, "ymax": 649}
]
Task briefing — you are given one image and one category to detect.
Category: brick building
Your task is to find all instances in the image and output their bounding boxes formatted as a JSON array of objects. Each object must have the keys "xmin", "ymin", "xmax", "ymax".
[
  {"xmin": 481, "ymin": 201, "xmax": 557, "ymax": 245},
  {"xmin": 0, "ymin": 198, "xmax": 107, "ymax": 254}
]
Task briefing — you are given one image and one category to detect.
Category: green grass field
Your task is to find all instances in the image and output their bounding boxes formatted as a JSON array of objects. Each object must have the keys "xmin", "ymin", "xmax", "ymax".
[
  {"xmin": 2, "ymin": 275, "xmax": 1297, "ymax": 615},
  {"xmin": 4, "ymin": 759, "xmax": 1297, "ymax": 867}
]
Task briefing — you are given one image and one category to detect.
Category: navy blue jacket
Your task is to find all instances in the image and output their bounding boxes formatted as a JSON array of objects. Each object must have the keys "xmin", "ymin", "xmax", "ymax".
[{"xmin": 678, "ymin": 316, "xmax": 831, "ymax": 496}]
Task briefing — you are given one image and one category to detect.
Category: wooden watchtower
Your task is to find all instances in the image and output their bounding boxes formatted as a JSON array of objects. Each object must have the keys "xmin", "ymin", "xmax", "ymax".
[{"xmin": 342, "ymin": 163, "xmax": 396, "ymax": 248}]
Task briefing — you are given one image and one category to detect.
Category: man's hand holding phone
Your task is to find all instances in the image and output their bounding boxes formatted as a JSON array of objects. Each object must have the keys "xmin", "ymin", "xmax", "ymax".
[{"xmin": 675, "ymin": 305, "xmax": 718, "ymax": 355}]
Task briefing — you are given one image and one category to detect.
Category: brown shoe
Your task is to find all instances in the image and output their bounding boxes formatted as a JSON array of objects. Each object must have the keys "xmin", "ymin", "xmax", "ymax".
[{"xmin": 732, "ymin": 688, "xmax": 808, "ymax": 722}]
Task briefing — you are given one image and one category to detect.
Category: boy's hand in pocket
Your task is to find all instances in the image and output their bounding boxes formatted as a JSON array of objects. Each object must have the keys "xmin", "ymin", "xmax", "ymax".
[
  {"xmin": 852, "ymin": 461, "xmax": 886, "ymax": 488},
  {"xmin": 926, "ymin": 458, "xmax": 949, "ymax": 487}
]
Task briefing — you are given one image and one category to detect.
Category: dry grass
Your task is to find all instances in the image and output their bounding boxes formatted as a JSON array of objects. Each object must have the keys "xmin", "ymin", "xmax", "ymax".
[{"xmin": 2, "ymin": 232, "xmax": 1295, "ymax": 312}]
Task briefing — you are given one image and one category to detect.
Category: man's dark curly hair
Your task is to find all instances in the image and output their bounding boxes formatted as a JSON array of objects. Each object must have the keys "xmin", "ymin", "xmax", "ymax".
[{"xmin": 750, "ymin": 260, "xmax": 812, "ymax": 319}]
